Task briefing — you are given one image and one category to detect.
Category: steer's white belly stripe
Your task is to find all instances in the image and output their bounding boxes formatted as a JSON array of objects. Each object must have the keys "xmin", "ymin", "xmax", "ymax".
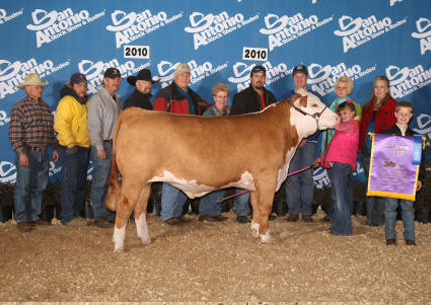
[{"xmin": 148, "ymin": 170, "xmax": 256, "ymax": 198}]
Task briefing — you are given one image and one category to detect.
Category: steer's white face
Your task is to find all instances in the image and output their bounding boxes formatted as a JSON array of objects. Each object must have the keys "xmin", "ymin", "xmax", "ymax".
[{"xmin": 294, "ymin": 89, "xmax": 339, "ymax": 132}]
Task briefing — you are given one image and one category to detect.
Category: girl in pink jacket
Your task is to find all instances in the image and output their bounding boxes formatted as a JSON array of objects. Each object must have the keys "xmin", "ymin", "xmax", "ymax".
[{"xmin": 315, "ymin": 101, "xmax": 359, "ymax": 235}]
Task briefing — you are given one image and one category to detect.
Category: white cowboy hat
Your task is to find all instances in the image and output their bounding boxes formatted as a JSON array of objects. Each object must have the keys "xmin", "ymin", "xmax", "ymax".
[{"xmin": 17, "ymin": 73, "xmax": 49, "ymax": 89}]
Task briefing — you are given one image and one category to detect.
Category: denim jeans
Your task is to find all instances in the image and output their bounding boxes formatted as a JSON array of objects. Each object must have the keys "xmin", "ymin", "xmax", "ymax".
[
  {"xmin": 234, "ymin": 189, "xmax": 251, "ymax": 217},
  {"xmin": 200, "ymin": 190, "xmax": 224, "ymax": 216},
  {"xmin": 160, "ymin": 182, "xmax": 187, "ymax": 221},
  {"xmin": 285, "ymin": 141, "xmax": 317, "ymax": 215},
  {"xmin": 360, "ymin": 151, "xmax": 385, "ymax": 225},
  {"xmin": 59, "ymin": 147, "xmax": 90, "ymax": 224},
  {"xmin": 14, "ymin": 150, "xmax": 49, "ymax": 223},
  {"xmin": 328, "ymin": 162, "xmax": 353, "ymax": 235},
  {"xmin": 384, "ymin": 198, "xmax": 415, "ymax": 240},
  {"xmin": 90, "ymin": 144, "xmax": 115, "ymax": 220}
]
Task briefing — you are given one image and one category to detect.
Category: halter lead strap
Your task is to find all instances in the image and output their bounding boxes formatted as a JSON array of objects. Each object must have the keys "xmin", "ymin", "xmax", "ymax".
[{"xmin": 287, "ymin": 96, "xmax": 328, "ymax": 124}]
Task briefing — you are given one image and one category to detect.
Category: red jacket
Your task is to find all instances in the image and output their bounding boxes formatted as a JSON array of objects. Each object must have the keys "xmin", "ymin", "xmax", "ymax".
[
  {"xmin": 358, "ymin": 97, "xmax": 397, "ymax": 151},
  {"xmin": 153, "ymin": 82, "xmax": 209, "ymax": 115}
]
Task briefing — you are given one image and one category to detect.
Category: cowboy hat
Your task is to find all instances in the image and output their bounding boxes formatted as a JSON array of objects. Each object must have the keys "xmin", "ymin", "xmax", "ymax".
[
  {"xmin": 17, "ymin": 73, "xmax": 49, "ymax": 89},
  {"xmin": 127, "ymin": 69, "xmax": 159, "ymax": 86}
]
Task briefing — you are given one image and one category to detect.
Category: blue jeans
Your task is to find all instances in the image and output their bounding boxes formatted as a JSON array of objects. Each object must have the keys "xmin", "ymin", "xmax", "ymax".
[
  {"xmin": 160, "ymin": 183, "xmax": 187, "ymax": 221},
  {"xmin": 285, "ymin": 141, "xmax": 317, "ymax": 215},
  {"xmin": 328, "ymin": 162, "xmax": 353, "ymax": 235},
  {"xmin": 59, "ymin": 147, "xmax": 90, "ymax": 224},
  {"xmin": 234, "ymin": 189, "xmax": 251, "ymax": 217},
  {"xmin": 200, "ymin": 190, "xmax": 224, "ymax": 216},
  {"xmin": 360, "ymin": 151, "xmax": 385, "ymax": 225},
  {"xmin": 384, "ymin": 198, "xmax": 415, "ymax": 241},
  {"xmin": 90, "ymin": 144, "xmax": 114, "ymax": 220},
  {"xmin": 14, "ymin": 150, "xmax": 49, "ymax": 223}
]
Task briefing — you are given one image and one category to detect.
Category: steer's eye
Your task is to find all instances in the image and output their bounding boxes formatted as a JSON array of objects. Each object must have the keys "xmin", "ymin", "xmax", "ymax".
[{"xmin": 312, "ymin": 103, "xmax": 318, "ymax": 108}]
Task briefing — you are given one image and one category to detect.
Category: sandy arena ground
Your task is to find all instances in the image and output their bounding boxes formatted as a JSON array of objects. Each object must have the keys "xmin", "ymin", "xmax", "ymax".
[{"xmin": 0, "ymin": 210, "xmax": 430, "ymax": 303}]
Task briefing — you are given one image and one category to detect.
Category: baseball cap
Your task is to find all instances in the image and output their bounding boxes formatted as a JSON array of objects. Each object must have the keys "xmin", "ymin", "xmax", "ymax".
[
  {"xmin": 250, "ymin": 65, "xmax": 266, "ymax": 76},
  {"xmin": 70, "ymin": 73, "xmax": 87, "ymax": 84},
  {"xmin": 293, "ymin": 64, "xmax": 308, "ymax": 76},
  {"xmin": 104, "ymin": 67, "xmax": 122, "ymax": 78}
]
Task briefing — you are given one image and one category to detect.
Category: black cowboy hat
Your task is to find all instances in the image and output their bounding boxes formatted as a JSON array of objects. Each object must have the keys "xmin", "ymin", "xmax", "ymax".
[{"xmin": 127, "ymin": 69, "xmax": 159, "ymax": 86}]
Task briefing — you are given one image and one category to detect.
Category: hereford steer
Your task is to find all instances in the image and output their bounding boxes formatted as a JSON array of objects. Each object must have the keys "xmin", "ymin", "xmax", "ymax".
[{"xmin": 105, "ymin": 88, "xmax": 339, "ymax": 251}]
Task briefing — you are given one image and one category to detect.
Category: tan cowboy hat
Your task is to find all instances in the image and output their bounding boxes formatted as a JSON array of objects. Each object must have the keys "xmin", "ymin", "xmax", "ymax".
[{"xmin": 17, "ymin": 73, "xmax": 49, "ymax": 89}]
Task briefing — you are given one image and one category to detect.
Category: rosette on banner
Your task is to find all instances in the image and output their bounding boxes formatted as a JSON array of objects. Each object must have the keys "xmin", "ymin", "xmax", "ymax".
[{"xmin": 367, "ymin": 133, "xmax": 424, "ymax": 201}]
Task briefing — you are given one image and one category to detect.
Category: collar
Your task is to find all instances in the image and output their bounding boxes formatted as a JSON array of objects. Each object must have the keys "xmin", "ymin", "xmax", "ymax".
[{"xmin": 395, "ymin": 123, "xmax": 408, "ymax": 136}]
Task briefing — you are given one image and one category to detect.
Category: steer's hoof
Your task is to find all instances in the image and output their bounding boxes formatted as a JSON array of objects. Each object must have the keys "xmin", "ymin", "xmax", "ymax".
[
  {"xmin": 141, "ymin": 237, "xmax": 151, "ymax": 245},
  {"xmin": 259, "ymin": 230, "xmax": 272, "ymax": 243},
  {"xmin": 114, "ymin": 245, "xmax": 124, "ymax": 252},
  {"xmin": 251, "ymin": 221, "xmax": 260, "ymax": 238}
]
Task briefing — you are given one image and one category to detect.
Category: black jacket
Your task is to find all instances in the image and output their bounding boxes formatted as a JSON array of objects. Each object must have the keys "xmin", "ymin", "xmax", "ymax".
[
  {"xmin": 124, "ymin": 89, "xmax": 153, "ymax": 110},
  {"xmin": 230, "ymin": 85, "xmax": 277, "ymax": 115}
]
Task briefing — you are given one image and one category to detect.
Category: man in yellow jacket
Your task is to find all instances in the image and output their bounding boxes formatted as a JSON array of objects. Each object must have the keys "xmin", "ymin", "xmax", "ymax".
[{"xmin": 55, "ymin": 73, "xmax": 91, "ymax": 226}]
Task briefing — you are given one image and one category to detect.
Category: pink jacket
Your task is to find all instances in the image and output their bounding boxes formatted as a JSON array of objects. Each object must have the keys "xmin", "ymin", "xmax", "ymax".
[{"xmin": 322, "ymin": 119, "xmax": 359, "ymax": 170}]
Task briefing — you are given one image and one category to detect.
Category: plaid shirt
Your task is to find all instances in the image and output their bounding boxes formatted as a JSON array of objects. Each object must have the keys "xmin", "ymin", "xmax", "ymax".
[{"xmin": 8, "ymin": 96, "xmax": 56, "ymax": 153}]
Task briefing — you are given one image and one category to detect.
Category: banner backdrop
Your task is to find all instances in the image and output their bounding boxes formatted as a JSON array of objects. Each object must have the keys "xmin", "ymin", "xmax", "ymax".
[{"xmin": 0, "ymin": 0, "xmax": 430, "ymax": 185}]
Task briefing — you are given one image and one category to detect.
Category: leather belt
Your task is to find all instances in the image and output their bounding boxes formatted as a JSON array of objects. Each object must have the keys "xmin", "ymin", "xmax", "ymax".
[
  {"xmin": 25, "ymin": 145, "xmax": 46, "ymax": 152},
  {"xmin": 103, "ymin": 140, "xmax": 113, "ymax": 144}
]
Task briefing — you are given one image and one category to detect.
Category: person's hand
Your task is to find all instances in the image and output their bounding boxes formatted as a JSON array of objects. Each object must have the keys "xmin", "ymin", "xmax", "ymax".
[
  {"xmin": 312, "ymin": 158, "xmax": 321, "ymax": 168},
  {"xmin": 52, "ymin": 150, "xmax": 59, "ymax": 163},
  {"xmin": 298, "ymin": 139, "xmax": 307, "ymax": 148},
  {"xmin": 417, "ymin": 180, "xmax": 422, "ymax": 191},
  {"xmin": 19, "ymin": 153, "xmax": 29, "ymax": 167},
  {"xmin": 66, "ymin": 146, "xmax": 78, "ymax": 154},
  {"xmin": 97, "ymin": 149, "xmax": 106, "ymax": 159}
]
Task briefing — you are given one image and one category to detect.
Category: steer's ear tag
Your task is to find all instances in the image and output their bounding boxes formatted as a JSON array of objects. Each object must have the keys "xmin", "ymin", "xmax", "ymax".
[{"xmin": 300, "ymin": 96, "xmax": 307, "ymax": 107}]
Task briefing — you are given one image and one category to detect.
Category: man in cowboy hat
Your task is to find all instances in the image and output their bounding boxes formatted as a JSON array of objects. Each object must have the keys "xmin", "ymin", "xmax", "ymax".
[
  {"xmin": 124, "ymin": 69, "xmax": 159, "ymax": 110},
  {"xmin": 55, "ymin": 73, "xmax": 91, "ymax": 226},
  {"xmin": 87, "ymin": 67, "xmax": 122, "ymax": 228},
  {"xmin": 9, "ymin": 73, "xmax": 59, "ymax": 232}
]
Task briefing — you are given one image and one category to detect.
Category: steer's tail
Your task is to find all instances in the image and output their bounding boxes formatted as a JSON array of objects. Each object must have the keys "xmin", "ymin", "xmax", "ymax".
[{"xmin": 105, "ymin": 113, "xmax": 123, "ymax": 211}]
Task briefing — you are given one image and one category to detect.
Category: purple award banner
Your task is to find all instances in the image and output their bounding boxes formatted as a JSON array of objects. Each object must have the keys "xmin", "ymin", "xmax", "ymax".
[{"xmin": 367, "ymin": 133, "xmax": 419, "ymax": 201}]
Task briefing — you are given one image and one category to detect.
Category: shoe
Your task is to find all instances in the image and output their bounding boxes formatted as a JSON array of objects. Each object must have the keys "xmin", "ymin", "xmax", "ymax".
[
  {"xmin": 302, "ymin": 215, "xmax": 313, "ymax": 223},
  {"xmin": 286, "ymin": 214, "xmax": 299, "ymax": 222},
  {"xmin": 177, "ymin": 215, "xmax": 191, "ymax": 223},
  {"xmin": 320, "ymin": 215, "xmax": 331, "ymax": 222},
  {"xmin": 93, "ymin": 217, "xmax": 114, "ymax": 228},
  {"xmin": 17, "ymin": 221, "xmax": 32, "ymax": 232},
  {"xmin": 386, "ymin": 238, "xmax": 397, "ymax": 245},
  {"xmin": 405, "ymin": 239, "xmax": 416, "ymax": 246},
  {"xmin": 199, "ymin": 214, "xmax": 228, "ymax": 222},
  {"xmin": 236, "ymin": 215, "xmax": 251, "ymax": 223},
  {"xmin": 63, "ymin": 217, "xmax": 87, "ymax": 227},
  {"xmin": 269, "ymin": 214, "xmax": 277, "ymax": 221},
  {"xmin": 366, "ymin": 220, "xmax": 380, "ymax": 227},
  {"xmin": 163, "ymin": 217, "xmax": 183, "ymax": 225},
  {"xmin": 30, "ymin": 218, "xmax": 51, "ymax": 226}
]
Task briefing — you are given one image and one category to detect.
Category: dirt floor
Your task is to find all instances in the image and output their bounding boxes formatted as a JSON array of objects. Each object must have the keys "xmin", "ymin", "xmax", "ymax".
[{"xmin": 1, "ymin": 210, "xmax": 431, "ymax": 303}]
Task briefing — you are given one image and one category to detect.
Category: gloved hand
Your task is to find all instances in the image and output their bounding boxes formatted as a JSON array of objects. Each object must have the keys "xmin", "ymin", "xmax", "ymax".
[{"xmin": 66, "ymin": 146, "xmax": 78, "ymax": 154}]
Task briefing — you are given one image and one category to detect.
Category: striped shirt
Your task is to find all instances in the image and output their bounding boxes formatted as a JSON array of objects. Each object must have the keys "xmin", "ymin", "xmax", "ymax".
[{"xmin": 8, "ymin": 96, "xmax": 56, "ymax": 153}]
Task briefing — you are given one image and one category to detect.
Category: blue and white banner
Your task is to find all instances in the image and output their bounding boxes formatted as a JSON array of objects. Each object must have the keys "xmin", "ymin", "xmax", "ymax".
[{"xmin": 0, "ymin": 0, "xmax": 430, "ymax": 185}]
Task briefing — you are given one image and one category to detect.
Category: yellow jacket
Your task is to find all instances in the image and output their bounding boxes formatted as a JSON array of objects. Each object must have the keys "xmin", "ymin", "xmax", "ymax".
[{"xmin": 55, "ymin": 93, "xmax": 91, "ymax": 148}]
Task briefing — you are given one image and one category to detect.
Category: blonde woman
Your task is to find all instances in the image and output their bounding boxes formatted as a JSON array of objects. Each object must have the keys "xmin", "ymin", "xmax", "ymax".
[
  {"xmin": 320, "ymin": 76, "xmax": 361, "ymax": 156},
  {"xmin": 359, "ymin": 76, "xmax": 397, "ymax": 226}
]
